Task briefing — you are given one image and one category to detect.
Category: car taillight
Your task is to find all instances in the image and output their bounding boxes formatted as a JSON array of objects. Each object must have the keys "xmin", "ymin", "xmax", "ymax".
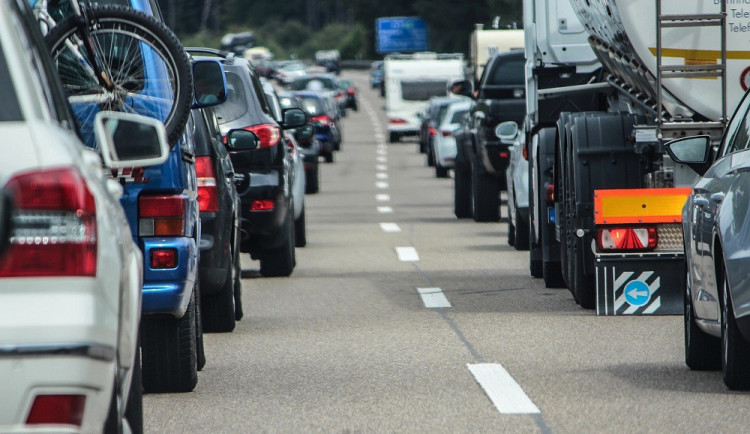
[
  {"xmin": 245, "ymin": 124, "xmax": 281, "ymax": 149},
  {"xmin": 597, "ymin": 227, "xmax": 658, "ymax": 251},
  {"xmin": 26, "ymin": 394, "xmax": 85, "ymax": 426},
  {"xmin": 139, "ymin": 195, "xmax": 186, "ymax": 236},
  {"xmin": 347, "ymin": 88, "xmax": 355, "ymax": 96},
  {"xmin": 390, "ymin": 118, "xmax": 407, "ymax": 125},
  {"xmin": 151, "ymin": 248, "xmax": 177, "ymax": 269},
  {"xmin": 250, "ymin": 200, "xmax": 274, "ymax": 211},
  {"xmin": 546, "ymin": 184, "xmax": 555, "ymax": 203},
  {"xmin": 428, "ymin": 127, "xmax": 437, "ymax": 136},
  {"xmin": 0, "ymin": 168, "xmax": 97, "ymax": 278},
  {"xmin": 441, "ymin": 130, "xmax": 452, "ymax": 137},
  {"xmin": 311, "ymin": 115, "xmax": 331, "ymax": 126},
  {"xmin": 195, "ymin": 156, "xmax": 219, "ymax": 212}
]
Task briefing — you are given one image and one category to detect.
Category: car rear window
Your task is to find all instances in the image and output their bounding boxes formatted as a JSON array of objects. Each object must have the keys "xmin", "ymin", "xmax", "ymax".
[
  {"xmin": 0, "ymin": 49, "xmax": 23, "ymax": 122},
  {"xmin": 291, "ymin": 77, "xmax": 336, "ymax": 91},
  {"xmin": 487, "ymin": 59, "xmax": 525, "ymax": 86},
  {"xmin": 401, "ymin": 80, "xmax": 447, "ymax": 102},
  {"xmin": 299, "ymin": 97, "xmax": 325, "ymax": 116},
  {"xmin": 433, "ymin": 105, "xmax": 449, "ymax": 123},
  {"xmin": 214, "ymin": 72, "xmax": 248, "ymax": 123},
  {"xmin": 449, "ymin": 109, "xmax": 468, "ymax": 124}
]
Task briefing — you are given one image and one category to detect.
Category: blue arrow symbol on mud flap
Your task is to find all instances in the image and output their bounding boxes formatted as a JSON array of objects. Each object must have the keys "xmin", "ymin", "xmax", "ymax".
[{"xmin": 624, "ymin": 280, "xmax": 651, "ymax": 307}]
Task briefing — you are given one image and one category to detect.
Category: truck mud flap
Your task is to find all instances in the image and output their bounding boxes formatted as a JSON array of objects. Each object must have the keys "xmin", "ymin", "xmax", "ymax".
[{"xmin": 595, "ymin": 253, "xmax": 684, "ymax": 315}]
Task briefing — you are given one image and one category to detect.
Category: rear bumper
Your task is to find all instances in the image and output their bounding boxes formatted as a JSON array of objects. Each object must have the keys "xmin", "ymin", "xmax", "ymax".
[
  {"xmin": 141, "ymin": 237, "xmax": 197, "ymax": 317},
  {"xmin": 237, "ymin": 170, "xmax": 290, "ymax": 252}
]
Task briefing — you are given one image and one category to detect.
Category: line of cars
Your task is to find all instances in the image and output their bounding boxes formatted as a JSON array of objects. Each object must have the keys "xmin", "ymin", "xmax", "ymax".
[{"xmin": 0, "ymin": 0, "xmax": 354, "ymax": 431}]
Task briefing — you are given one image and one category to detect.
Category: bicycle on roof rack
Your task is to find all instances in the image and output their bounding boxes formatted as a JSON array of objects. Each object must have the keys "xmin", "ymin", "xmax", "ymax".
[{"xmin": 30, "ymin": 0, "xmax": 192, "ymax": 147}]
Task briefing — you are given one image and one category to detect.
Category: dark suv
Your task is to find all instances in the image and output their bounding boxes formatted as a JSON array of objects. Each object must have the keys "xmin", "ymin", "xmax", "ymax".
[{"xmin": 189, "ymin": 49, "xmax": 306, "ymax": 277}]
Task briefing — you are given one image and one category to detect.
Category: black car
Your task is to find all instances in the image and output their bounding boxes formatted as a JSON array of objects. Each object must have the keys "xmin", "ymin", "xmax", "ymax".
[
  {"xmin": 337, "ymin": 79, "xmax": 358, "ymax": 111},
  {"xmin": 193, "ymin": 107, "xmax": 242, "ymax": 332},
  {"xmin": 190, "ymin": 48, "xmax": 306, "ymax": 277},
  {"xmin": 279, "ymin": 92, "xmax": 321, "ymax": 194},
  {"xmin": 293, "ymin": 91, "xmax": 341, "ymax": 163}
]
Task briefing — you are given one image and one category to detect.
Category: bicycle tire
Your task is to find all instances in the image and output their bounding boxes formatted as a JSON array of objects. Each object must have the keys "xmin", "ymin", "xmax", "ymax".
[{"xmin": 45, "ymin": 6, "xmax": 192, "ymax": 147}]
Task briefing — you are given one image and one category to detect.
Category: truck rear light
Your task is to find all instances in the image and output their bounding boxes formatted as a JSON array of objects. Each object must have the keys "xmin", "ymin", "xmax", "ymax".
[
  {"xmin": 26, "ymin": 394, "xmax": 85, "ymax": 426},
  {"xmin": 597, "ymin": 227, "xmax": 657, "ymax": 251},
  {"xmin": 245, "ymin": 123, "xmax": 281, "ymax": 148},
  {"xmin": 310, "ymin": 115, "xmax": 331, "ymax": 127},
  {"xmin": 139, "ymin": 195, "xmax": 186, "ymax": 236},
  {"xmin": 441, "ymin": 130, "xmax": 452, "ymax": 137},
  {"xmin": 250, "ymin": 200, "xmax": 274, "ymax": 211},
  {"xmin": 151, "ymin": 248, "xmax": 177, "ymax": 268},
  {"xmin": 195, "ymin": 156, "xmax": 219, "ymax": 212},
  {"xmin": 389, "ymin": 118, "xmax": 407, "ymax": 125},
  {"xmin": 0, "ymin": 168, "xmax": 97, "ymax": 278}
]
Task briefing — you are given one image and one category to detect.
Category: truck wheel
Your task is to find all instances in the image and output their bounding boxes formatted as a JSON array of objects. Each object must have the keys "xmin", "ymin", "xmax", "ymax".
[
  {"xmin": 141, "ymin": 291, "xmax": 198, "ymax": 393},
  {"xmin": 543, "ymin": 262, "xmax": 565, "ymax": 288},
  {"xmin": 572, "ymin": 238, "xmax": 595, "ymax": 308},
  {"xmin": 202, "ymin": 262, "xmax": 236, "ymax": 333},
  {"xmin": 514, "ymin": 205, "xmax": 530, "ymax": 251},
  {"xmin": 260, "ymin": 207, "xmax": 295, "ymax": 277},
  {"xmin": 454, "ymin": 163, "xmax": 472, "ymax": 218},
  {"xmin": 530, "ymin": 255, "xmax": 543, "ymax": 278},
  {"xmin": 471, "ymin": 157, "xmax": 500, "ymax": 222},
  {"xmin": 389, "ymin": 132, "xmax": 399, "ymax": 143},
  {"xmin": 685, "ymin": 280, "xmax": 720, "ymax": 370},
  {"xmin": 295, "ymin": 204, "xmax": 307, "ymax": 247},
  {"xmin": 721, "ymin": 268, "xmax": 750, "ymax": 389},
  {"xmin": 306, "ymin": 166, "xmax": 320, "ymax": 194},
  {"xmin": 124, "ymin": 344, "xmax": 143, "ymax": 434}
]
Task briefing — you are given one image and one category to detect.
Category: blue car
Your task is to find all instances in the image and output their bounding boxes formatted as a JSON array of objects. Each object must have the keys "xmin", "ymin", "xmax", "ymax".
[{"xmin": 293, "ymin": 91, "xmax": 340, "ymax": 163}]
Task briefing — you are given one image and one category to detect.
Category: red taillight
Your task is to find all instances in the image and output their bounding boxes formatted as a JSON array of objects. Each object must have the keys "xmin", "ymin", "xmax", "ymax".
[
  {"xmin": 389, "ymin": 118, "xmax": 407, "ymax": 125},
  {"xmin": 347, "ymin": 88, "xmax": 355, "ymax": 96},
  {"xmin": 311, "ymin": 115, "xmax": 331, "ymax": 126},
  {"xmin": 0, "ymin": 168, "xmax": 97, "ymax": 278},
  {"xmin": 250, "ymin": 200, "xmax": 274, "ymax": 212},
  {"xmin": 195, "ymin": 156, "xmax": 219, "ymax": 212},
  {"xmin": 428, "ymin": 127, "xmax": 437, "ymax": 136},
  {"xmin": 441, "ymin": 130, "xmax": 452, "ymax": 137},
  {"xmin": 597, "ymin": 227, "xmax": 658, "ymax": 251},
  {"xmin": 546, "ymin": 184, "xmax": 555, "ymax": 203},
  {"xmin": 522, "ymin": 144, "xmax": 528, "ymax": 160},
  {"xmin": 151, "ymin": 248, "xmax": 177, "ymax": 269},
  {"xmin": 26, "ymin": 394, "xmax": 85, "ymax": 426},
  {"xmin": 499, "ymin": 152, "xmax": 509, "ymax": 158},
  {"xmin": 245, "ymin": 124, "xmax": 281, "ymax": 149},
  {"xmin": 139, "ymin": 195, "xmax": 186, "ymax": 236}
]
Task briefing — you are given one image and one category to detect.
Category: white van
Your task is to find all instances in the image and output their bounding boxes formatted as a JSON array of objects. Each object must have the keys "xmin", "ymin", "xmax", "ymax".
[{"xmin": 384, "ymin": 52, "xmax": 464, "ymax": 143}]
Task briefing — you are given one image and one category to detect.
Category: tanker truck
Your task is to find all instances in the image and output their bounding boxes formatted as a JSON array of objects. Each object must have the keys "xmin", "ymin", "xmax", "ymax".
[{"xmin": 523, "ymin": 0, "xmax": 738, "ymax": 314}]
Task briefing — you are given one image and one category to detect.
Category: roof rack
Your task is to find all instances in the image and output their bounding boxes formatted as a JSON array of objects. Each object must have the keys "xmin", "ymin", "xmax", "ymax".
[{"xmin": 185, "ymin": 47, "xmax": 235, "ymax": 64}]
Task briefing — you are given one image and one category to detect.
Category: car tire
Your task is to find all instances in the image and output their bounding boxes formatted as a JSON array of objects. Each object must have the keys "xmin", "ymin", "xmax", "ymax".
[
  {"xmin": 194, "ymin": 282, "xmax": 206, "ymax": 371},
  {"xmin": 295, "ymin": 204, "xmax": 307, "ymax": 248},
  {"xmin": 685, "ymin": 279, "xmax": 720, "ymax": 370},
  {"xmin": 202, "ymin": 262, "xmax": 236, "ymax": 333},
  {"xmin": 507, "ymin": 204, "xmax": 516, "ymax": 247},
  {"xmin": 435, "ymin": 164, "xmax": 449, "ymax": 178},
  {"xmin": 141, "ymin": 291, "xmax": 198, "ymax": 393},
  {"xmin": 721, "ymin": 269, "xmax": 750, "ymax": 389},
  {"xmin": 530, "ymin": 258, "xmax": 543, "ymax": 278},
  {"xmin": 427, "ymin": 144, "xmax": 435, "ymax": 167},
  {"xmin": 454, "ymin": 163, "xmax": 472, "ymax": 218},
  {"xmin": 260, "ymin": 207, "xmax": 295, "ymax": 277},
  {"xmin": 124, "ymin": 344, "xmax": 143, "ymax": 434},
  {"xmin": 514, "ymin": 206, "xmax": 530, "ymax": 251},
  {"xmin": 324, "ymin": 152, "xmax": 334, "ymax": 163},
  {"xmin": 471, "ymin": 157, "xmax": 500, "ymax": 222},
  {"xmin": 306, "ymin": 165, "xmax": 320, "ymax": 194},
  {"xmin": 389, "ymin": 132, "xmax": 399, "ymax": 143}
]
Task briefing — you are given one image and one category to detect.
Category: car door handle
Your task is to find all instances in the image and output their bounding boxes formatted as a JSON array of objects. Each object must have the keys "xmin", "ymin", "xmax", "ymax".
[
  {"xmin": 694, "ymin": 197, "xmax": 709, "ymax": 207},
  {"xmin": 710, "ymin": 192, "xmax": 725, "ymax": 203}
]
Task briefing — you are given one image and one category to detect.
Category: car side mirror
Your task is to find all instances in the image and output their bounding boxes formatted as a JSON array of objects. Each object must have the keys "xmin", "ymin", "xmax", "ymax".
[
  {"xmin": 192, "ymin": 59, "xmax": 228, "ymax": 108},
  {"xmin": 294, "ymin": 124, "xmax": 314, "ymax": 141},
  {"xmin": 0, "ymin": 190, "xmax": 12, "ymax": 258},
  {"xmin": 94, "ymin": 112, "xmax": 170, "ymax": 169},
  {"xmin": 665, "ymin": 135, "xmax": 712, "ymax": 176},
  {"xmin": 281, "ymin": 108, "xmax": 307, "ymax": 129},
  {"xmin": 449, "ymin": 78, "xmax": 473, "ymax": 98},
  {"xmin": 495, "ymin": 121, "xmax": 519, "ymax": 144},
  {"xmin": 225, "ymin": 129, "xmax": 259, "ymax": 151}
]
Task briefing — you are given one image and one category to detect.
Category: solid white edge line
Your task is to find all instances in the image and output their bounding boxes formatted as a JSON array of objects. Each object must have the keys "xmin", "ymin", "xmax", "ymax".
[
  {"xmin": 395, "ymin": 247, "xmax": 419, "ymax": 262},
  {"xmin": 467, "ymin": 363, "xmax": 540, "ymax": 414},
  {"xmin": 417, "ymin": 287, "xmax": 451, "ymax": 308},
  {"xmin": 379, "ymin": 222, "xmax": 401, "ymax": 233},
  {"xmin": 376, "ymin": 206, "xmax": 393, "ymax": 214}
]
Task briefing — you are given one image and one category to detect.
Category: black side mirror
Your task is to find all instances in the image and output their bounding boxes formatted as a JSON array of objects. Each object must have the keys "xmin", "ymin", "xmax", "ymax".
[
  {"xmin": 193, "ymin": 59, "xmax": 228, "ymax": 108},
  {"xmin": 0, "ymin": 190, "xmax": 12, "ymax": 258},
  {"xmin": 449, "ymin": 78, "xmax": 473, "ymax": 98},
  {"xmin": 294, "ymin": 124, "xmax": 314, "ymax": 141},
  {"xmin": 226, "ymin": 129, "xmax": 259, "ymax": 151},
  {"xmin": 281, "ymin": 108, "xmax": 307, "ymax": 130},
  {"xmin": 665, "ymin": 135, "xmax": 712, "ymax": 176}
]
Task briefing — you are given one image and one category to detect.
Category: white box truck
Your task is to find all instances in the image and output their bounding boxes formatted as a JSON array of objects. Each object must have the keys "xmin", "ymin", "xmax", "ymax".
[
  {"xmin": 469, "ymin": 25, "xmax": 524, "ymax": 82},
  {"xmin": 384, "ymin": 52, "xmax": 464, "ymax": 143}
]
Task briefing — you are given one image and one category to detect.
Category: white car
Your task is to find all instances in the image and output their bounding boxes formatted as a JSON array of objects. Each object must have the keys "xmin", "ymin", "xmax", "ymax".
[
  {"xmin": 0, "ymin": 1, "xmax": 169, "ymax": 431},
  {"xmin": 432, "ymin": 100, "xmax": 471, "ymax": 178},
  {"xmin": 498, "ymin": 121, "xmax": 530, "ymax": 250}
]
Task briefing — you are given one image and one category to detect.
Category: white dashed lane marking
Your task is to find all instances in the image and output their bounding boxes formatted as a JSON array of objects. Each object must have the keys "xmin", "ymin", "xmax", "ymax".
[
  {"xmin": 467, "ymin": 363, "xmax": 541, "ymax": 415},
  {"xmin": 376, "ymin": 156, "xmax": 387, "ymax": 163},
  {"xmin": 417, "ymin": 288, "xmax": 452, "ymax": 308},
  {"xmin": 379, "ymin": 223, "xmax": 401, "ymax": 233},
  {"xmin": 376, "ymin": 172, "xmax": 388, "ymax": 179},
  {"xmin": 375, "ymin": 194, "xmax": 390, "ymax": 202},
  {"xmin": 376, "ymin": 164, "xmax": 388, "ymax": 171},
  {"xmin": 375, "ymin": 182, "xmax": 389, "ymax": 189},
  {"xmin": 376, "ymin": 206, "xmax": 393, "ymax": 214},
  {"xmin": 395, "ymin": 247, "xmax": 419, "ymax": 262}
]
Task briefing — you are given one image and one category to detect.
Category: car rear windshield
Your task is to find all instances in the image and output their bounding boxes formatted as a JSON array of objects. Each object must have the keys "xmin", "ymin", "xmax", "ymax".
[
  {"xmin": 433, "ymin": 105, "xmax": 449, "ymax": 123},
  {"xmin": 299, "ymin": 97, "xmax": 325, "ymax": 116},
  {"xmin": 487, "ymin": 59, "xmax": 525, "ymax": 86},
  {"xmin": 401, "ymin": 80, "xmax": 447, "ymax": 101},
  {"xmin": 0, "ymin": 49, "xmax": 22, "ymax": 122},
  {"xmin": 449, "ymin": 109, "xmax": 468, "ymax": 124},
  {"xmin": 291, "ymin": 77, "xmax": 336, "ymax": 91},
  {"xmin": 214, "ymin": 72, "xmax": 248, "ymax": 123}
]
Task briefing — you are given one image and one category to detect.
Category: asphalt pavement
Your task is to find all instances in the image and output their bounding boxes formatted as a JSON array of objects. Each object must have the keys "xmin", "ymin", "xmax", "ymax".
[{"xmin": 144, "ymin": 71, "xmax": 750, "ymax": 433}]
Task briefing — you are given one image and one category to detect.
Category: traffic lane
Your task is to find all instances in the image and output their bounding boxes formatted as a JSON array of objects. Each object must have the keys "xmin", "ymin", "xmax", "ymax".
[{"xmin": 144, "ymin": 75, "xmax": 538, "ymax": 432}]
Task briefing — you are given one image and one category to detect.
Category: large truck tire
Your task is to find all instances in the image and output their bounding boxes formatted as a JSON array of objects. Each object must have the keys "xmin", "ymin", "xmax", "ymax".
[
  {"xmin": 471, "ymin": 155, "xmax": 500, "ymax": 222},
  {"xmin": 537, "ymin": 127, "xmax": 565, "ymax": 288}
]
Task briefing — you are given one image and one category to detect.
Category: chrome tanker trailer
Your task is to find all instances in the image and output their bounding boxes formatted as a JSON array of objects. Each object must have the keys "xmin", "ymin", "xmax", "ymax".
[{"xmin": 524, "ymin": 0, "xmax": 740, "ymax": 314}]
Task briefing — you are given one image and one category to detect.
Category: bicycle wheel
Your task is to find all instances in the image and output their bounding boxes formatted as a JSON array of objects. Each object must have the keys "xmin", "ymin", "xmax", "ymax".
[{"xmin": 46, "ymin": 6, "xmax": 192, "ymax": 147}]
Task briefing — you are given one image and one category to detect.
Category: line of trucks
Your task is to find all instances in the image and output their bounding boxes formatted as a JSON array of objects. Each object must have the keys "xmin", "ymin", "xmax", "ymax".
[{"xmin": 383, "ymin": 0, "xmax": 743, "ymax": 317}]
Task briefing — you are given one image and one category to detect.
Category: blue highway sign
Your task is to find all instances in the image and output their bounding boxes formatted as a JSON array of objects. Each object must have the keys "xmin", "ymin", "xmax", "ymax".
[{"xmin": 376, "ymin": 17, "xmax": 429, "ymax": 54}]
